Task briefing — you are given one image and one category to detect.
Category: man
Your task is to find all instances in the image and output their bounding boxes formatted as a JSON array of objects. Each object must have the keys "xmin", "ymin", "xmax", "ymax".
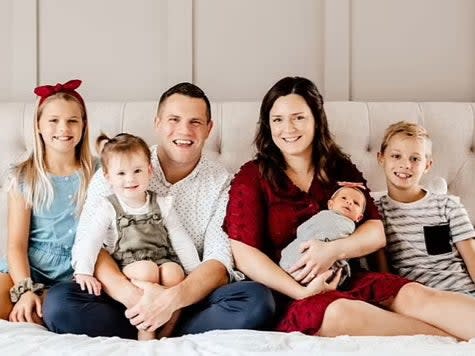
[{"xmin": 43, "ymin": 83, "xmax": 275, "ymax": 338}]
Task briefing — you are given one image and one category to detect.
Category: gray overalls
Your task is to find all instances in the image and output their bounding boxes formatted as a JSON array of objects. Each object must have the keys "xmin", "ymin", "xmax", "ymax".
[{"xmin": 107, "ymin": 191, "xmax": 179, "ymax": 268}]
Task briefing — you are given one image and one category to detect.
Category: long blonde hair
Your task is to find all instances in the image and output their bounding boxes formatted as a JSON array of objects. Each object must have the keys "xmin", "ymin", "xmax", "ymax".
[{"xmin": 10, "ymin": 93, "xmax": 94, "ymax": 213}]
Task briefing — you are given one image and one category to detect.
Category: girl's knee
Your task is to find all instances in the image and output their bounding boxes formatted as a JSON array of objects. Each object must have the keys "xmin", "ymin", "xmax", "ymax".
[
  {"xmin": 0, "ymin": 305, "xmax": 11, "ymax": 321},
  {"xmin": 0, "ymin": 274, "xmax": 13, "ymax": 320},
  {"xmin": 0, "ymin": 294, "xmax": 12, "ymax": 320}
]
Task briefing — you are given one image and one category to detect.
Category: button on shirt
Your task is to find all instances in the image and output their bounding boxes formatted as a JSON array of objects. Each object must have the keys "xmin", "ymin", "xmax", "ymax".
[{"xmin": 75, "ymin": 146, "xmax": 234, "ymax": 275}]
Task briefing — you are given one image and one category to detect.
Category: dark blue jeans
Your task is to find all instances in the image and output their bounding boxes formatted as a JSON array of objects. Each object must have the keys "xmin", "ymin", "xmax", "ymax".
[{"xmin": 43, "ymin": 280, "xmax": 275, "ymax": 339}]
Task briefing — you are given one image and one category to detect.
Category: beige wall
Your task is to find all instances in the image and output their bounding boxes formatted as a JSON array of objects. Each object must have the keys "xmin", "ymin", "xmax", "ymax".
[
  {"xmin": 351, "ymin": 0, "xmax": 475, "ymax": 101},
  {"xmin": 194, "ymin": 0, "xmax": 324, "ymax": 101},
  {"xmin": 0, "ymin": 0, "xmax": 474, "ymax": 102},
  {"xmin": 0, "ymin": 0, "xmax": 36, "ymax": 101}
]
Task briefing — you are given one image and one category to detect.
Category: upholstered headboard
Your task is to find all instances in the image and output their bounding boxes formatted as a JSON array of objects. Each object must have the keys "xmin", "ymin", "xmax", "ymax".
[{"xmin": 1, "ymin": 101, "xmax": 474, "ymax": 257}]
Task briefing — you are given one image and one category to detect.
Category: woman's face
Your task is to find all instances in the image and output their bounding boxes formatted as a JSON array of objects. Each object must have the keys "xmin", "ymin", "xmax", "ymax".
[{"xmin": 269, "ymin": 94, "xmax": 315, "ymax": 160}]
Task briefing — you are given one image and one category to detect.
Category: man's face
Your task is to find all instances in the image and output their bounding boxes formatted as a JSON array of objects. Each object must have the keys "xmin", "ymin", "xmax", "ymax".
[{"xmin": 154, "ymin": 93, "xmax": 212, "ymax": 170}]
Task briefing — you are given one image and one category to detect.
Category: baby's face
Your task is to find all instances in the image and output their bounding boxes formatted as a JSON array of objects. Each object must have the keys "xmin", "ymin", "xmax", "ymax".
[
  {"xmin": 328, "ymin": 187, "xmax": 365, "ymax": 222},
  {"xmin": 105, "ymin": 151, "xmax": 151, "ymax": 204}
]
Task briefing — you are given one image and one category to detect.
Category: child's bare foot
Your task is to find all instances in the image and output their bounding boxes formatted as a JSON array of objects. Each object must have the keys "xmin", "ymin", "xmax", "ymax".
[
  {"xmin": 138, "ymin": 330, "xmax": 155, "ymax": 341},
  {"xmin": 157, "ymin": 310, "xmax": 181, "ymax": 339}
]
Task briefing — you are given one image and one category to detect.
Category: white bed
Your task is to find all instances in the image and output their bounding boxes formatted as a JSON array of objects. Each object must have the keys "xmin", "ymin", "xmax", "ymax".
[
  {"xmin": 1, "ymin": 320, "xmax": 474, "ymax": 356},
  {"xmin": 1, "ymin": 101, "xmax": 474, "ymax": 355}
]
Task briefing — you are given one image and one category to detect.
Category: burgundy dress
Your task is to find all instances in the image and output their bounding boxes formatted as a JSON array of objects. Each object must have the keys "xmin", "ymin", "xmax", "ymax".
[{"xmin": 224, "ymin": 160, "xmax": 410, "ymax": 335}]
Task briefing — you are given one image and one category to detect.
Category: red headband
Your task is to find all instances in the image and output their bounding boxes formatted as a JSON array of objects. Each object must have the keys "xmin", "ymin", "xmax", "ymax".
[
  {"xmin": 337, "ymin": 181, "xmax": 367, "ymax": 190},
  {"xmin": 34, "ymin": 79, "xmax": 85, "ymax": 107}
]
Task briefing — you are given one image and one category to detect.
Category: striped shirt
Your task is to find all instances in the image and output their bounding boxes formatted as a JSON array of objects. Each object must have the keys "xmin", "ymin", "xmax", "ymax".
[{"xmin": 376, "ymin": 191, "xmax": 475, "ymax": 295}]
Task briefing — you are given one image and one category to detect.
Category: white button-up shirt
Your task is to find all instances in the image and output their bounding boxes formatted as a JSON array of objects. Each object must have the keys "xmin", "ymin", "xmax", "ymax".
[{"xmin": 74, "ymin": 145, "xmax": 234, "ymax": 276}]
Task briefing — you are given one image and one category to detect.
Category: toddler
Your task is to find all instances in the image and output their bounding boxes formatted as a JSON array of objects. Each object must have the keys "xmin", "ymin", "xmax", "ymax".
[{"xmin": 72, "ymin": 133, "xmax": 200, "ymax": 340}]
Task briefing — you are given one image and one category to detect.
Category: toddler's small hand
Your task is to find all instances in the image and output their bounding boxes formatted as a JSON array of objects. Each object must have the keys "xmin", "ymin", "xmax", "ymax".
[{"xmin": 74, "ymin": 274, "xmax": 102, "ymax": 296}]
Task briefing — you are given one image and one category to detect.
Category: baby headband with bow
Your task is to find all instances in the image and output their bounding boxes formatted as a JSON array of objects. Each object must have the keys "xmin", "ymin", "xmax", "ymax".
[
  {"xmin": 331, "ymin": 181, "xmax": 367, "ymax": 199},
  {"xmin": 34, "ymin": 79, "xmax": 85, "ymax": 107},
  {"xmin": 337, "ymin": 181, "xmax": 367, "ymax": 190}
]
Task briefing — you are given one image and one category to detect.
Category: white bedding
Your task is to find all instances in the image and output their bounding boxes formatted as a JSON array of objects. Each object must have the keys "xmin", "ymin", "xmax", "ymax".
[{"xmin": 1, "ymin": 320, "xmax": 474, "ymax": 356}]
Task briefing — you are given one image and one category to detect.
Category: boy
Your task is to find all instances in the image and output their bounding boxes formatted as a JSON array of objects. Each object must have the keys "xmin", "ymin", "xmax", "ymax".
[{"xmin": 376, "ymin": 121, "xmax": 475, "ymax": 295}]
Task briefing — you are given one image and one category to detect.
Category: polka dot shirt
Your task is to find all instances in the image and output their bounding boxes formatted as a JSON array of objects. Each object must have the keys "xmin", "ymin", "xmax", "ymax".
[{"xmin": 76, "ymin": 145, "xmax": 234, "ymax": 275}]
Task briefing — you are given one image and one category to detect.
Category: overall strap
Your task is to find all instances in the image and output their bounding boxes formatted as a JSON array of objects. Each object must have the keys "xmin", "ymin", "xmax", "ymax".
[
  {"xmin": 147, "ymin": 191, "xmax": 162, "ymax": 216},
  {"xmin": 106, "ymin": 194, "xmax": 126, "ymax": 216}
]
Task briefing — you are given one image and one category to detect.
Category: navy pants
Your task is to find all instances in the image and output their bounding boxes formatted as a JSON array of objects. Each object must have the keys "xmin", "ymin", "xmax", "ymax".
[{"xmin": 43, "ymin": 280, "xmax": 275, "ymax": 339}]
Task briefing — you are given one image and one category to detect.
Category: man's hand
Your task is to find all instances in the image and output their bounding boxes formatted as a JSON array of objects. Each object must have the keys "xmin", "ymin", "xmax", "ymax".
[
  {"xmin": 74, "ymin": 274, "xmax": 102, "ymax": 296},
  {"xmin": 125, "ymin": 280, "xmax": 180, "ymax": 332},
  {"xmin": 289, "ymin": 240, "xmax": 339, "ymax": 284}
]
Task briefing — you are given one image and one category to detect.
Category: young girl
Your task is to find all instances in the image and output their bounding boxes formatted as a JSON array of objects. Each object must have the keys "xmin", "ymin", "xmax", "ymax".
[
  {"xmin": 376, "ymin": 121, "xmax": 475, "ymax": 295},
  {"xmin": 72, "ymin": 133, "xmax": 200, "ymax": 340},
  {"xmin": 0, "ymin": 79, "xmax": 94, "ymax": 324},
  {"xmin": 225, "ymin": 76, "xmax": 475, "ymax": 341}
]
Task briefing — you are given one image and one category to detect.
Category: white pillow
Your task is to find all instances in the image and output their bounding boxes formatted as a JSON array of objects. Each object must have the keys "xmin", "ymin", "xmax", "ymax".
[
  {"xmin": 369, "ymin": 177, "xmax": 448, "ymax": 201},
  {"xmin": 423, "ymin": 176, "xmax": 448, "ymax": 195}
]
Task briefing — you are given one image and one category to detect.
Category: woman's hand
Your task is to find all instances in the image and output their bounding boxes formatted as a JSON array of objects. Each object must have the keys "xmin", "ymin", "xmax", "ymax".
[
  {"xmin": 9, "ymin": 291, "xmax": 42, "ymax": 323},
  {"xmin": 297, "ymin": 268, "xmax": 342, "ymax": 300},
  {"xmin": 75, "ymin": 274, "xmax": 102, "ymax": 296},
  {"xmin": 289, "ymin": 239, "xmax": 339, "ymax": 284}
]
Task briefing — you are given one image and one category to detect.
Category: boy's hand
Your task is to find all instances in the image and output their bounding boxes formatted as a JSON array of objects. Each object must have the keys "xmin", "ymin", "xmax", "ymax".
[{"xmin": 74, "ymin": 274, "xmax": 102, "ymax": 296}]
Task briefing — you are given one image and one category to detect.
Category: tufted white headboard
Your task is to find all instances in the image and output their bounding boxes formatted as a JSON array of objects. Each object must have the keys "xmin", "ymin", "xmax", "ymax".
[{"xmin": 1, "ymin": 101, "xmax": 474, "ymax": 257}]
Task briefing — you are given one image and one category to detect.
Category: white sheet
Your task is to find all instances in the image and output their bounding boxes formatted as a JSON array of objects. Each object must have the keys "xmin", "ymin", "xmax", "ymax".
[{"xmin": 1, "ymin": 320, "xmax": 474, "ymax": 356}]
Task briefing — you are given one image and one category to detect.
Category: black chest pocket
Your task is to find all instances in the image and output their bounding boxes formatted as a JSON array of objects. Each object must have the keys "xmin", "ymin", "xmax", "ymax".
[{"xmin": 423, "ymin": 224, "xmax": 452, "ymax": 255}]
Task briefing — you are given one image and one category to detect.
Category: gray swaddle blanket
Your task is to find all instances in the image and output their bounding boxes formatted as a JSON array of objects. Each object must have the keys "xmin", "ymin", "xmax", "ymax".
[{"xmin": 280, "ymin": 209, "xmax": 355, "ymax": 286}]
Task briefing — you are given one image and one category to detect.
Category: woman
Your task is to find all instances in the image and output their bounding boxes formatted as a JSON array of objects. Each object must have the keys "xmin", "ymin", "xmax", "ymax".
[{"xmin": 224, "ymin": 76, "xmax": 475, "ymax": 340}]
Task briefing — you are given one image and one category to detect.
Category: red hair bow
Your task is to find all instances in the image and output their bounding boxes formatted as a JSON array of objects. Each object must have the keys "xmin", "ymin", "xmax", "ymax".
[{"xmin": 34, "ymin": 79, "xmax": 84, "ymax": 107}]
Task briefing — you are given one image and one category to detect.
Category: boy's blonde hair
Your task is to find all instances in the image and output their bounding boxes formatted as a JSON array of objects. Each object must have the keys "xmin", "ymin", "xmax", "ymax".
[
  {"xmin": 96, "ymin": 133, "xmax": 151, "ymax": 174},
  {"xmin": 379, "ymin": 121, "xmax": 432, "ymax": 158},
  {"xmin": 10, "ymin": 93, "xmax": 94, "ymax": 213}
]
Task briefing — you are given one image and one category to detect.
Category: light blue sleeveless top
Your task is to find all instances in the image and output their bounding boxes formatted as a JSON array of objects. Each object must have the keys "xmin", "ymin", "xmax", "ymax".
[{"xmin": 0, "ymin": 171, "xmax": 81, "ymax": 286}]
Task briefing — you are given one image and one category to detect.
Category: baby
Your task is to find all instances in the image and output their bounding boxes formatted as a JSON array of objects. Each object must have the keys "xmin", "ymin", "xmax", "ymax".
[
  {"xmin": 72, "ymin": 133, "xmax": 200, "ymax": 340},
  {"xmin": 280, "ymin": 184, "xmax": 366, "ymax": 286}
]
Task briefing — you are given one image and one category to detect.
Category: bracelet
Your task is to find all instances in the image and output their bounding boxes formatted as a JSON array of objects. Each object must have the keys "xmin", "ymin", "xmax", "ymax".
[{"xmin": 9, "ymin": 277, "xmax": 45, "ymax": 303}]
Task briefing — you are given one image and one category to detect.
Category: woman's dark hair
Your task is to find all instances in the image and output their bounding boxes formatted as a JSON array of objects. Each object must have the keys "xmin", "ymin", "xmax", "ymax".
[{"xmin": 255, "ymin": 76, "xmax": 349, "ymax": 189}]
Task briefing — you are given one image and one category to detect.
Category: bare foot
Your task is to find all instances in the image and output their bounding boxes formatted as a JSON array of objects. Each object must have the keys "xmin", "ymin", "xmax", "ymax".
[
  {"xmin": 157, "ymin": 310, "xmax": 181, "ymax": 339},
  {"xmin": 138, "ymin": 330, "xmax": 155, "ymax": 341}
]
